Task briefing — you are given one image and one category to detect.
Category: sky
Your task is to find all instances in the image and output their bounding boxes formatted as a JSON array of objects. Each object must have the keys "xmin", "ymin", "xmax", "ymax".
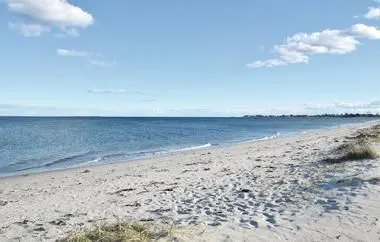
[{"xmin": 1, "ymin": 0, "xmax": 380, "ymax": 116}]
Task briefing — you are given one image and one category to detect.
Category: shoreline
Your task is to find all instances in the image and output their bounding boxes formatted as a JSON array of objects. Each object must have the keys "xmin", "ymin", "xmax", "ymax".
[
  {"xmin": 1, "ymin": 119, "xmax": 378, "ymax": 180},
  {"xmin": 1, "ymin": 121, "xmax": 380, "ymax": 241}
]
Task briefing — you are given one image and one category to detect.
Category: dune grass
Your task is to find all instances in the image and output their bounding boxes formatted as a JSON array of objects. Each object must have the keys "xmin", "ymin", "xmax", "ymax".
[
  {"xmin": 338, "ymin": 142, "xmax": 378, "ymax": 161},
  {"xmin": 61, "ymin": 221, "xmax": 176, "ymax": 242},
  {"xmin": 323, "ymin": 124, "xmax": 380, "ymax": 164},
  {"xmin": 347, "ymin": 125, "xmax": 380, "ymax": 143},
  {"xmin": 325, "ymin": 139, "xmax": 378, "ymax": 164}
]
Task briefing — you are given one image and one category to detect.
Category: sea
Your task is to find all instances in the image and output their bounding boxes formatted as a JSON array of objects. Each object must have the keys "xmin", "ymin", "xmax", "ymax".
[{"xmin": 0, "ymin": 116, "xmax": 376, "ymax": 177}]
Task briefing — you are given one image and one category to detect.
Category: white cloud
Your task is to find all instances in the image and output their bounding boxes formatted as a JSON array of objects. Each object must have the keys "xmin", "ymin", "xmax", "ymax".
[
  {"xmin": 7, "ymin": 0, "xmax": 94, "ymax": 27},
  {"xmin": 351, "ymin": 24, "xmax": 380, "ymax": 39},
  {"xmin": 0, "ymin": 103, "xmax": 127, "ymax": 116},
  {"xmin": 88, "ymin": 89, "xmax": 129, "ymax": 94},
  {"xmin": 57, "ymin": 48, "xmax": 91, "ymax": 57},
  {"xmin": 335, "ymin": 100, "xmax": 380, "ymax": 109},
  {"xmin": 89, "ymin": 60, "xmax": 117, "ymax": 67},
  {"xmin": 364, "ymin": 7, "xmax": 380, "ymax": 20},
  {"xmin": 305, "ymin": 100, "xmax": 380, "ymax": 112},
  {"xmin": 287, "ymin": 30, "xmax": 358, "ymax": 54},
  {"xmin": 246, "ymin": 59, "xmax": 286, "ymax": 68},
  {"xmin": 248, "ymin": 24, "xmax": 380, "ymax": 68},
  {"xmin": 7, "ymin": 0, "xmax": 94, "ymax": 37},
  {"xmin": 57, "ymin": 49, "xmax": 116, "ymax": 66},
  {"xmin": 8, "ymin": 22, "xmax": 49, "ymax": 37},
  {"xmin": 303, "ymin": 103, "xmax": 333, "ymax": 111}
]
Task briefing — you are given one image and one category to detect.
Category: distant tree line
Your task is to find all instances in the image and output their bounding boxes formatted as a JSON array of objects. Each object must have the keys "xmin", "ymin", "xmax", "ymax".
[{"xmin": 242, "ymin": 113, "xmax": 380, "ymax": 118}]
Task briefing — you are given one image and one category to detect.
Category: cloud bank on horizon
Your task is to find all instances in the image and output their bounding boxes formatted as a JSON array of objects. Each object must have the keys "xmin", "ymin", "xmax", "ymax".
[
  {"xmin": 248, "ymin": 7, "xmax": 380, "ymax": 68},
  {"xmin": 2, "ymin": 100, "xmax": 380, "ymax": 117},
  {"xmin": 305, "ymin": 100, "xmax": 380, "ymax": 112},
  {"xmin": 88, "ymin": 89, "xmax": 136, "ymax": 94}
]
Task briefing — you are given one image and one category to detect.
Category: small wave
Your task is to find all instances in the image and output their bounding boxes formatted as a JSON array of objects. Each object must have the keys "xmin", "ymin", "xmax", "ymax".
[
  {"xmin": 140, "ymin": 143, "xmax": 213, "ymax": 156},
  {"xmin": 102, "ymin": 153, "xmax": 126, "ymax": 159},
  {"xmin": 70, "ymin": 157, "xmax": 104, "ymax": 168},
  {"xmin": 103, "ymin": 150, "xmax": 158, "ymax": 159},
  {"xmin": 2, "ymin": 158, "xmax": 39, "ymax": 169},
  {"xmin": 44, "ymin": 151, "xmax": 94, "ymax": 167},
  {"xmin": 127, "ymin": 144, "xmax": 213, "ymax": 157},
  {"xmin": 170, "ymin": 143, "xmax": 212, "ymax": 152},
  {"xmin": 3, "ymin": 152, "xmax": 94, "ymax": 173},
  {"xmin": 241, "ymin": 132, "xmax": 281, "ymax": 143},
  {"xmin": 71, "ymin": 143, "xmax": 213, "ymax": 168},
  {"xmin": 257, "ymin": 132, "xmax": 281, "ymax": 141}
]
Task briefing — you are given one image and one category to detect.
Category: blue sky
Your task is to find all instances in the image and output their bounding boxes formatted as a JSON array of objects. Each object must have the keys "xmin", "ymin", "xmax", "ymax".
[{"xmin": 1, "ymin": 0, "xmax": 380, "ymax": 116}]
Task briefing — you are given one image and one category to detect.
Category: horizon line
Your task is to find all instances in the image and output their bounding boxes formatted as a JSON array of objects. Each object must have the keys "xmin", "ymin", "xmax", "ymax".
[{"xmin": 1, "ymin": 113, "xmax": 380, "ymax": 118}]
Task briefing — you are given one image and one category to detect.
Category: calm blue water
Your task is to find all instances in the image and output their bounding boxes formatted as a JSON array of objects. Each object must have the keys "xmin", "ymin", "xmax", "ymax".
[{"xmin": 0, "ymin": 117, "xmax": 376, "ymax": 177}]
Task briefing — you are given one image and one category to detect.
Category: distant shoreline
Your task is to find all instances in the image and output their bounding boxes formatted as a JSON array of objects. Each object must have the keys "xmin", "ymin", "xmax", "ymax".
[
  {"xmin": 242, "ymin": 113, "xmax": 380, "ymax": 118},
  {"xmin": 0, "ymin": 114, "xmax": 380, "ymax": 118}
]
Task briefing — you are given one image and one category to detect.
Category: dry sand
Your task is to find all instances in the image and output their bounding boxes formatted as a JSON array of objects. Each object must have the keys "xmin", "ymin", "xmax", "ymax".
[{"xmin": 1, "ymin": 122, "xmax": 380, "ymax": 241}]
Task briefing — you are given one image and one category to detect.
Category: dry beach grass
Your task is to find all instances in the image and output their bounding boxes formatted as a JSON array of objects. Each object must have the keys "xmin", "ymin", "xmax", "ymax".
[
  {"xmin": 62, "ymin": 222, "xmax": 175, "ymax": 242},
  {"xmin": 324, "ymin": 137, "xmax": 379, "ymax": 164}
]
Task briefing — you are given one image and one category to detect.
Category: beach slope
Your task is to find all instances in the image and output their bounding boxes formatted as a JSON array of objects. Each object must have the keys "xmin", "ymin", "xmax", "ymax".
[{"xmin": 1, "ymin": 122, "xmax": 380, "ymax": 241}]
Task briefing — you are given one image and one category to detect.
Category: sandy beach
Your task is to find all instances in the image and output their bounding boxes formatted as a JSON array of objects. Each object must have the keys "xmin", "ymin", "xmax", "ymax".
[{"xmin": 1, "ymin": 122, "xmax": 380, "ymax": 241}]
